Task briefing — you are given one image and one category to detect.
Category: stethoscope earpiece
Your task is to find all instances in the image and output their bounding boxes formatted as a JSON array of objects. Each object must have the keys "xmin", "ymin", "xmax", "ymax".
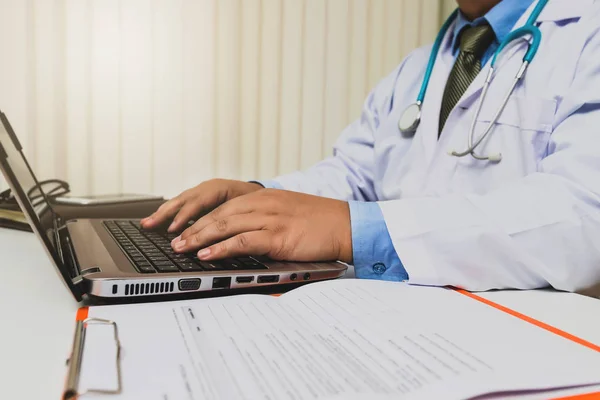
[
  {"xmin": 487, "ymin": 153, "xmax": 502, "ymax": 163},
  {"xmin": 447, "ymin": 149, "xmax": 503, "ymax": 163}
]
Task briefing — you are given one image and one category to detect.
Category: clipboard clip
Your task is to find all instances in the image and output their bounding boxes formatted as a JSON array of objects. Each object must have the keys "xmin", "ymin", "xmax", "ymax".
[{"xmin": 63, "ymin": 318, "xmax": 123, "ymax": 400}]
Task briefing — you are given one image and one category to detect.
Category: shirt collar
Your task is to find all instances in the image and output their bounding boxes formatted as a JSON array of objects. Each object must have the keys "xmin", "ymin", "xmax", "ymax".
[{"xmin": 450, "ymin": 0, "xmax": 535, "ymax": 51}]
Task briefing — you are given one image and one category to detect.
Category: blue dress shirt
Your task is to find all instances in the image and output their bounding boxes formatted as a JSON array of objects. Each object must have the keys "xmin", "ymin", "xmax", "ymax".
[{"xmin": 261, "ymin": 0, "xmax": 534, "ymax": 281}]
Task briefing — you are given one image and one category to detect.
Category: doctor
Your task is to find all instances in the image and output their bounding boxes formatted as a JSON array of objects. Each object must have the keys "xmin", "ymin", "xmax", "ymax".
[{"xmin": 143, "ymin": 0, "xmax": 600, "ymax": 295}]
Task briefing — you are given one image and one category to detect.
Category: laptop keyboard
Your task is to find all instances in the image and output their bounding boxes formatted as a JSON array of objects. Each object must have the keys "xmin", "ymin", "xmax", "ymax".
[{"xmin": 103, "ymin": 220, "xmax": 268, "ymax": 274}]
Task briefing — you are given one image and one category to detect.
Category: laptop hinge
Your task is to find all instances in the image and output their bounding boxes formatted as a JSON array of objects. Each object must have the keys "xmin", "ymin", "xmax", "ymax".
[{"xmin": 56, "ymin": 224, "xmax": 84, "ymax": 284}]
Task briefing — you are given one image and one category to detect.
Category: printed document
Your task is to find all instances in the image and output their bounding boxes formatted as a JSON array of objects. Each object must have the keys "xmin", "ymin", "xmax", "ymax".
[{"xmin": 77, "ymin": 279, "xmax": 600, "ymax": 399}]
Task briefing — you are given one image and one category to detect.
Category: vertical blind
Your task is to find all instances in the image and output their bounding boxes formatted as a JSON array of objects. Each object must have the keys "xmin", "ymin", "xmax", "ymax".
[{"xmin": 0, "ymin": 0, "xmax": 452, "ymax": 198}]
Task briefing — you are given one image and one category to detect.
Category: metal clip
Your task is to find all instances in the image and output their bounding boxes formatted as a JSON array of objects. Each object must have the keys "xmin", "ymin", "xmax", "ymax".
[{"xmin": 63, "ymin": 318, "xmax": 123, "ymax": 400}]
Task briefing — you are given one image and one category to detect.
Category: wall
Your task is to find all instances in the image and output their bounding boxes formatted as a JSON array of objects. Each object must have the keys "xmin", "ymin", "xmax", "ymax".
[{"xmin": 0, "ymin": 0, "xmax": 452, "ymax": 197}]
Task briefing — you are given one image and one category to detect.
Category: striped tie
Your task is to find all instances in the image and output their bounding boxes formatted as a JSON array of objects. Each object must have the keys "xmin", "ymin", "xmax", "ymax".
[{"xmin": 439, "ymin": 24, "xmax": 495, "ymax": 136}]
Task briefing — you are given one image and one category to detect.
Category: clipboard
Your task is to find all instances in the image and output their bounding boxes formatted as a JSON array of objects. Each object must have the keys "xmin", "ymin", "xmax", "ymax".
[
  {"xmin": 60, "ymin": 280, "xmax": 600, "ymax": 400},
  {"xmin": 63, "ymin": 308, "xmax": 122, "ymax": 400}
]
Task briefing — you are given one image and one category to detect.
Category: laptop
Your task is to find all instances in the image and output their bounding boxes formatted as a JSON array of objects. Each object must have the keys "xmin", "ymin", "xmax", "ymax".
[{"xmin": 0, "ymin": 111, "xmax": 347, "ymax": 302}]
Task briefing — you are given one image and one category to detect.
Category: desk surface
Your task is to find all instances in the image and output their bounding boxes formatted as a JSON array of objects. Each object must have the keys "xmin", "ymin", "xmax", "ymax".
[{"xmin": 1, "ymin": 227, "xmax": 600, "ymax": 400}]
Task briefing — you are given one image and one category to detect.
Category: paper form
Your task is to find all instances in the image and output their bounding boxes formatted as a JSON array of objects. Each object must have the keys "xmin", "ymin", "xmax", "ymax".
[{"xmin": 78, "ymin": 279, "xmax": 600, "ymax": 400}]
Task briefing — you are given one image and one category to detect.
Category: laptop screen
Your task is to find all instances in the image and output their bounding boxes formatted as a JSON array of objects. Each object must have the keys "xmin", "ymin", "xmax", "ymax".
[
  {"xmin": 0, "ymin": 123, "xmax": 54, "ymax": 231},
  {"xmin": 0, "ymin": 111, "xmax": 80, "ymax": 299}
]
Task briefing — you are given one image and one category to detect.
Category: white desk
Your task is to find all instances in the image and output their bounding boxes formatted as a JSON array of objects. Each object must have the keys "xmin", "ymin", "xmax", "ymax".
[
  {"xmin": 0, "ymin": 228, "xmax": 78, "ymax": 399},
  {"xmin": 1, "ymin": 227, "xmax": 600, "ymax": 400}
]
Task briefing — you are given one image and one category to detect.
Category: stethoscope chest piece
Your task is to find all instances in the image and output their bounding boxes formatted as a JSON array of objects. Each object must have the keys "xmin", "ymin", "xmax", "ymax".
[{"xmin": 398, "ymin": 102, "xmax": 422, "ymax": 137}]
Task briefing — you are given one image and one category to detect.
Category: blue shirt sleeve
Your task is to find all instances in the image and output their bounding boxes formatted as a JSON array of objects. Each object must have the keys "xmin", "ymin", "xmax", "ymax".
[{"xmin": 348, "ymin": 201, "xmax": 408, "ymax": 281}]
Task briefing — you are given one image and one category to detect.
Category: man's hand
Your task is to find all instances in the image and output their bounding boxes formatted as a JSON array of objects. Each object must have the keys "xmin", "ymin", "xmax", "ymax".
[
  {"xmin": 170, "ymin": 189, "xmax": 353, "ymax": 264},
  {"xmin": 141, "ymin": 179, "xmax": 263, "ymax": 232}
]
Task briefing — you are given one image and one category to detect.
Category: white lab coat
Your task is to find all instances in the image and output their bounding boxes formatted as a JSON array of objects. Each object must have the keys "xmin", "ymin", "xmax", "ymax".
[{"xmin": 271, "ymin": 0, "xmax": 600, "ymax": 295}]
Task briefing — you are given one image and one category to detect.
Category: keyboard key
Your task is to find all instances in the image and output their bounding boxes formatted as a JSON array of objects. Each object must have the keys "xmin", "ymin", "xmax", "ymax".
[
  {"xmin": 154, "ymin": 264, "xmax": 179, "ymax": 272},
  {"xmin": 138, "ymin": 245, "xmax": 157, "ymax": 250},
  {"xmin": 177, "ymin": 262, "xmax": 203, "ymax": 271},
  {"xmin": 199, "ymin": 261, "xmax": 216, "ymax": 270},
  {"xmin": 144, "ymin": 251, "xmax": 169, "ymax": 261},
  {"xmin": 153, "ymin": 260, "xmax": 176, "ymax": 266},
  {"xmin": 149, "ymin": 256, "xmax": 170, "ymax": 263},
  {"xmin": 243, "ymin": 261, "xmax": 265, "ymax": 269},
  {"xmin": 216, "ymin": 260, "xmax": 239, "ymax": 270},
  {"xmin": 237, "ymin": 257, "xmax": 267, "ymax": 269},
  {"xmin": 200, "ymin": 261, "xmax": 231, "ymax": 271},
  {"xmin": 137, "ymin": 264, "xmax": 156, "ymax": 273},
  {"xmin": 227, "ymin": 260, "xmax": 245, "ymax": 269},
  {"xmin": 146, "ymin": 253, "xmax": 165, "ymax": 259}
]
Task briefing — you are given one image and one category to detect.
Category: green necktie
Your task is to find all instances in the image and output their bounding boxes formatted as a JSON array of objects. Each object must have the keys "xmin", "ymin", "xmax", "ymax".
[{"xmin": 439, "ymin": 24, "xmax": 495, "ymax": 136}]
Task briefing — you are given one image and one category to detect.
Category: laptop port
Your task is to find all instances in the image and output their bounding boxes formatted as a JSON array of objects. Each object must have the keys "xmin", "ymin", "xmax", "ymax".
[
  {"xmin": 235, "ymin": 276, "xmax": 254, "ymax": 284},
  {"xmin": 303, "ymin": 273, "xmax": 311, "ymax": 281},
  {"xmin": 212, "ymin": 277, "xmax": 231, "ymax": 289},
  {"xmin": 257, "ymin": 275, "xmax": 279, "ymax": 284},
  {"xmin": 178, "ymin": 278, "xmax": 201, "ymax": 291},
  {"xmin": 290, "ymin": 273, "xmax": 297, "ymax": 281}
]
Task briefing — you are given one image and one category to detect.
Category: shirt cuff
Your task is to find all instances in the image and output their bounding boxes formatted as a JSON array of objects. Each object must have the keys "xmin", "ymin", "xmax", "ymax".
[
  {"xmin": 251, "ymin": 180, "xmax": 284, "ymax": 190},
  {"xmin": 348, "ymin": 200, "xmax": 408, "ymax": 281}
]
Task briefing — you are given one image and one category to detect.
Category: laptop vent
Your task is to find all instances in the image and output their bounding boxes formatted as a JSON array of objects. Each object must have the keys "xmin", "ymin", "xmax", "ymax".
[{"xmin": 124, "ymin": 281, "xmax": 174, "ymax": 296}]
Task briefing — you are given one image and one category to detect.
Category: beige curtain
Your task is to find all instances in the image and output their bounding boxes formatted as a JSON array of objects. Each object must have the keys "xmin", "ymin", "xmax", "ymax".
[{"xmin": 0, "ymin": 0, "xmax": 454, "ymax": 197}]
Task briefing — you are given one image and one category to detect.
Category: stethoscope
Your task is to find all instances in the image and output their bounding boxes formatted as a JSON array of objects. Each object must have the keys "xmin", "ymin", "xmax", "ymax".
[{"xmin": 398, "ymin": 0, "xmax": 548, "ymax": 163}]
